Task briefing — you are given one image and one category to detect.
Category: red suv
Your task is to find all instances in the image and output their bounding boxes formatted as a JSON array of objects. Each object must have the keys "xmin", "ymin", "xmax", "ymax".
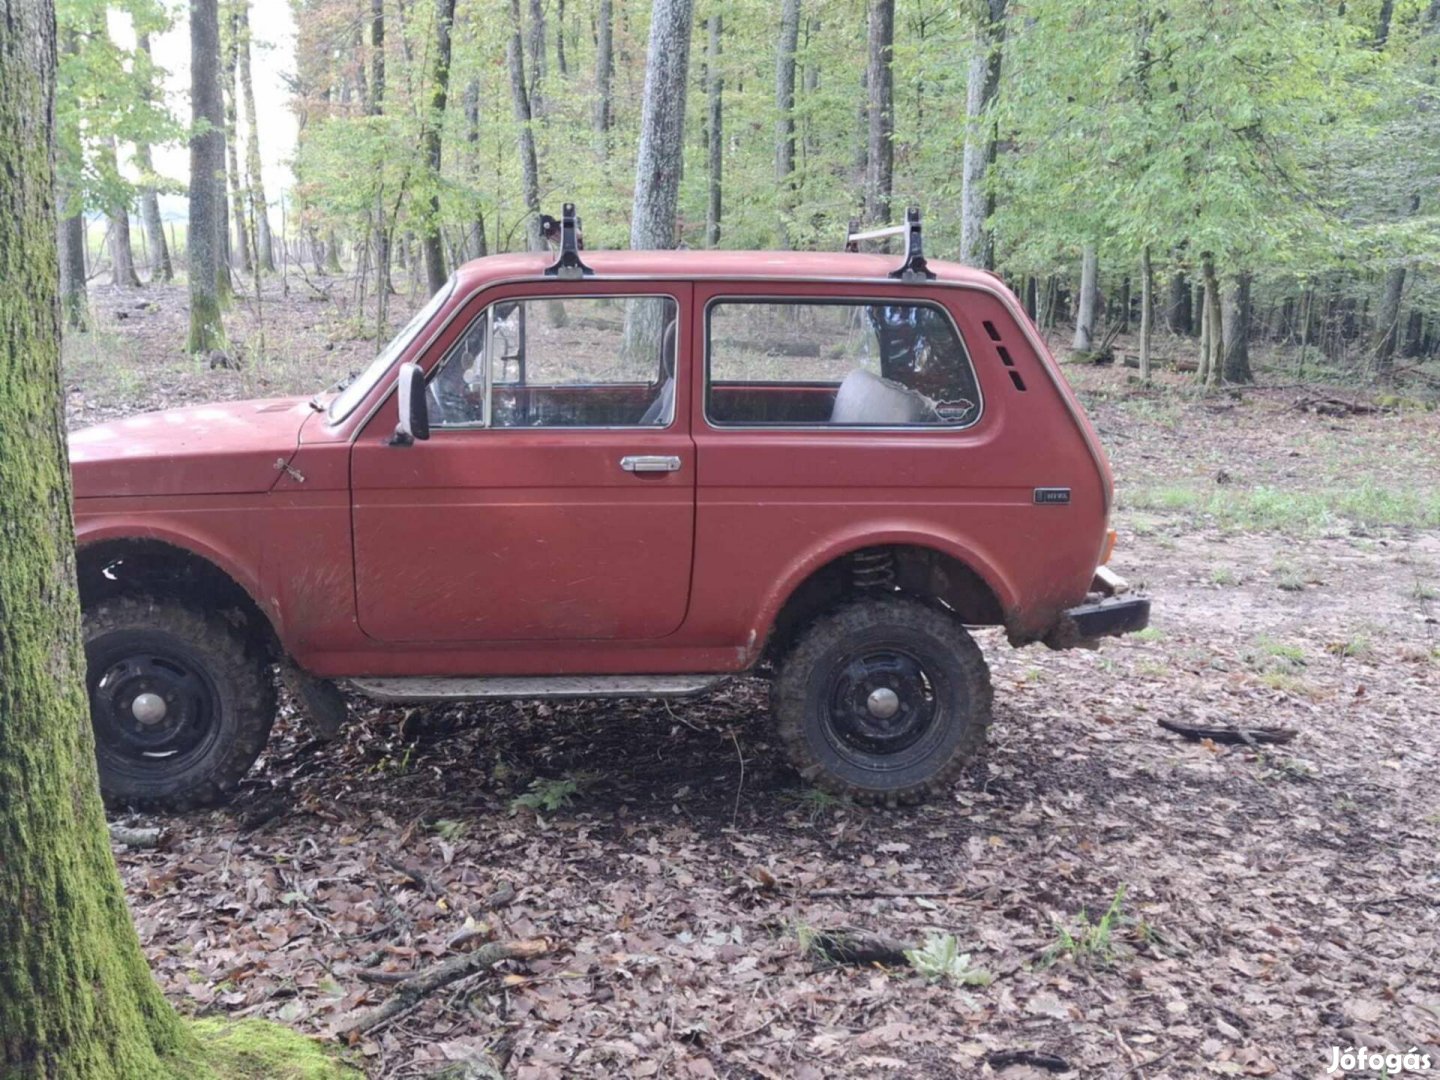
[{"xmin": 70, "ymin": 209, "xmax": 1147, "ymax": 810}]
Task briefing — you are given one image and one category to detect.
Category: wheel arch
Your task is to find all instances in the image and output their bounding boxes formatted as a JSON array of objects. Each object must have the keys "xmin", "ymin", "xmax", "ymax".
[
  {"xmin": 757, "ymin": 533, "xmax": 1013, "ymax": 665},
  {"xmin": 75, "ymin": 536, "xmax": 280, "ymax": 658}
]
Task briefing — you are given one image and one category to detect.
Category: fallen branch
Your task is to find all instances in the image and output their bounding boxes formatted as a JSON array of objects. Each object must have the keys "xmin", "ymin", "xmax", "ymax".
[
  {"xmin": 1157, "ymin": 718, "xmax": 1297, "ymax": 746},
  {"xmin": 337, "ymin": 938, "xmax": 548, "ymax": 1037},
  {"xmin": 986, "ymin": 1049, "xmax": 1070, "ymax": 1073},
  {"xmin": 381, "ymin": 854, "xmax": 443, "ymax": 899},
  {"xmin": 808, "ymin": 886, "xmax": 991, "ymax": 901},
  {"xmin": 108, "ymin": 824, "xmax": 162, "ymax": 848},
  {"xmin": 803, "ymin": 928, "xmax": 913, "ymax": 967}
]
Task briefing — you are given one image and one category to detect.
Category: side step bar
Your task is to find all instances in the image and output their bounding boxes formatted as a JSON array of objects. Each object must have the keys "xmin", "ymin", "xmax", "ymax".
[{"xmin": 345, "ymin": 674, "xmax": 724, "ymax": 703}]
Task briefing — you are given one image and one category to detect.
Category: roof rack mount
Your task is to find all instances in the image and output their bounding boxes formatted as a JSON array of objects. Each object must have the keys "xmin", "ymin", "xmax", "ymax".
[
  {"xmin": 541, "ymin": 202, "xmax": 593, "ymax": 280},
  {"xmin": 844, "ymin": 205, "xmax": 936, "ymax": 283}
]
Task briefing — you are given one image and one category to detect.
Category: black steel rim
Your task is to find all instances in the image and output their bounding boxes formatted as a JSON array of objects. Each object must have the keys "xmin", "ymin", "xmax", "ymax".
[
  {"xmin": 824, "ymin": 646, "xmax": 942, "ymax": 762},
  {"xmin": 89, "ymin": 649, "xmax": 220, "ymax": 766}
]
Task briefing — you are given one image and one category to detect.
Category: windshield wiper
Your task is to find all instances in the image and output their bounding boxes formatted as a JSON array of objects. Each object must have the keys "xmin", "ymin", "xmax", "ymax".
[{"xmin": 308, "ymin": 372, "xmax": 359, "ymax": 413}]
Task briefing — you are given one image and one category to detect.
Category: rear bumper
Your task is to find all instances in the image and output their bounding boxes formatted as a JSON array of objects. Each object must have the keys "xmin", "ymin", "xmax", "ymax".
[{"xmin": 1043, "ymin": 568, "xmax": 1151, "ymax": 649}]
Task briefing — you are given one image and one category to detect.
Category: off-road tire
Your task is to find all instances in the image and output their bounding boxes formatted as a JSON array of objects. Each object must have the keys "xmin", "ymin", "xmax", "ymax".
[
  {"xmin": 772, "ymin": 596, "xmax": 992, "ymax": 806},
  {"xmin": 84, "ymin": 596, "xmax": 276, "ymax": 811}
]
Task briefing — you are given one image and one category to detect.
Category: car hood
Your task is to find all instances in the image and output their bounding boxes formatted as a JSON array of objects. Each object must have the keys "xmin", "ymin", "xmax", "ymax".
[{"xmin": 70, "ymin": 398, "xmax": 316, "ymax": 498}]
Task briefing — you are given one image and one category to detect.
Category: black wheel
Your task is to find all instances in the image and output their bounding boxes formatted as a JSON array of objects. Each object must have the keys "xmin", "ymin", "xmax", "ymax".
[
  {"xmin": 84, "ymin": 597, "xmax": 276, "ymax": 811},
  {"xmin": 772, "ymin": 596, "xmax": 992, "ymax": 806}
]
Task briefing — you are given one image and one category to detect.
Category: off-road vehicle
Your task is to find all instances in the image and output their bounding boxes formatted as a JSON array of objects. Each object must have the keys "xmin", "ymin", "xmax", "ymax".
[{"xmin": 70, "ymin": 207, "xmax": 1148, "ymax": 810}]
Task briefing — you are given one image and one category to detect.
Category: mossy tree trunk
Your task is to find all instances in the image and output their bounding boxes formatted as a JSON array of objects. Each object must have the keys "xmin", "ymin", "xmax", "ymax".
[{"xmin": 0, "ymin": 2, "xmax": 196, "ymax": 1074}]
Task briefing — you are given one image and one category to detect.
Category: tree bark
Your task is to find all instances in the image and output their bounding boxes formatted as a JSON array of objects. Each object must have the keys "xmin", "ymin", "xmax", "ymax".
[
  {"xmin": 631, "ymin": 0, "xmax": 694, "ymax": 250},
  {"xmin": 1200, "ymin": 253, "xmax": 1222, "ymax": 386},
  {"xmin": 1071, "ymin": 244, "xmax": 1098, "ymax": 354},
  {"xmin": 959, "ymin": 0, "xmax": 1006, "ymax": 268},
  {"xmin": 189, "ymin": 0, "xmax": 228, "ymax": 351},
  {"xmin": 594, "ymin": 0, "xmax": 613, "ymax": 141},
  {"xmin": 421, "ymin": 0, "xmax": 456, "ymax": 292},
  {"xmin": 705, "ymin": 14, "xmax": 722, "ymax": 247},
  {"xmin": 1221, "ymin": 270, "xmax": 1254, "ymax": 384},
  {"xmin": 134, "ymin": 34, "xmax": 173, "ymax": 282},
  {"xmin": 864, "ymin": 0, "xmax": 894, "ymax": 226},
  {"xmin": 507, "ymin": 0, "xmax": 543, "ymax": 250},
  {"xmin": 0, "ymin": 2, "xmax": 197, "ymax": 1071},
  {"xmin": 237, "ymin": 1, "xmax": 275, "ymax": 272},
  {"xmin": 775, "ymin": 0, "xmax": 800, "ymax": 246},
  {"xmin": 369, "ymin": 0, "xmax": 391, "ymax": 306}
]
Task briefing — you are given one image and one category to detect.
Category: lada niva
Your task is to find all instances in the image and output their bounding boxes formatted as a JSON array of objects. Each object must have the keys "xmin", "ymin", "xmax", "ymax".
[{"xmin": 69, "ymin": 207, "xmax": 1148, "ymax": 810}]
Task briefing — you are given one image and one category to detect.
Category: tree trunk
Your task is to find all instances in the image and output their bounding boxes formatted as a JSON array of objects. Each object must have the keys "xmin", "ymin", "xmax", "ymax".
[
  {"xmin": 189, "ymin": 0, "xmax": 228, "ymax": 352},
  {"xmin": 463, "ymin": 79, "xmax": 487, "ymax": 259},
  {"xmin": 507, "ymin": 0, "xmax": 543, "ymax": 250},
  {"xmin": 369, "ymin": 0, "xmax": 391, "ymax": 308},
  {"xmin": 1221, "ymin": 271, "xmax": 1254, "ymax": 384},
  {"xmin": 222, "ymin": 6, "xmax": 252, "ymax": 275},
  {"xmin": 705, "ymin": 14, "xmax": 722, "ymax": 247},
  {"xmin": 958, "ymin": 0, "xmax": 1006, "ymax": 268},
  {"xmin": 421, "ymin": 0, "xmax": 456, "ymax": 292},
  {"xmin": 1138, "ymin": 246, "xmax": 1153, "ymax": 382},
  {"xmin": 105, "ymin": 137, "xmax": 142, "ymax": 288},
  {"xmin": 1166, "ymin": 267, "xmax": 1191, "ymax": 335},
  {"xmin": 134, "ymin": 34, "xmax": 173, "ymax": 283},
  {"xmin": 526, "ymin": 0, "xmax": 547, "ymax": 116},
  {"xmin": 595, "ymin": 0, "xmax": 613, "ymax": 141},
  {"xmin": 57, "ymin": 201, "xmax": 89, "ymax": 330},
  {"xmin": 864, "ymin": 0, "xmax": 894, "ymax": 226},
  {"xmin": 325, "ymin": 226, "xmax": 343, "ymax": 272},
  {"xmin": 775, "ymin": 0, "xmax": 800, "ymax": 247},
  {"xmin": 1071, "ymin": 244, "xmax": 1098, "ymax": 354},
  {"xmin": 556, "ymin": 0, "xmax": 568, "ymax": 76},
  {"xmin": 0, "ymin": 4, "xmax": 197, "ymax": 1071},
  {"xmin": 631, "ymin": 0, "xmax": 694, "ymax": 250},
  {"xmin": 1200, "ymin": 253, "xmax": 1222, "ymax": 386},
  {"xmin": 237, "ymin": 1, "xmax": 275, "ymax": 272},
  {"xmin": 1371, "ymin": 265, "xmax": 1405, "ymax": 380}
]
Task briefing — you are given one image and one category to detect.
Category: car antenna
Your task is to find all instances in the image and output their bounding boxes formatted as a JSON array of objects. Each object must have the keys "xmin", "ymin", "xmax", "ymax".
[
  {"xmin": 842, "ymin": 206, "xmax": 935, "ymax": 282},
  {"xmin": 541, "ymin": 203, "xmax": 593, "ymax": 280}
]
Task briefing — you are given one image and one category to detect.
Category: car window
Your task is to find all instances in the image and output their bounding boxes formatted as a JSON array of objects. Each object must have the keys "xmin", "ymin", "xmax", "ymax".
[
  {"xmin": 428, "ymin": 296, "xmax": 679, "ymax": 429},
  {"xmin": 705, "ymin": 299, "xmax": 981, "ymax": 428}
]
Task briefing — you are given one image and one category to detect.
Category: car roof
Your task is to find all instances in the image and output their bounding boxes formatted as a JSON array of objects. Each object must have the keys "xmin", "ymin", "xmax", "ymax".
[{"xmin": 451, "ymin": 249, "xmax": 1005, "ymax": 291}]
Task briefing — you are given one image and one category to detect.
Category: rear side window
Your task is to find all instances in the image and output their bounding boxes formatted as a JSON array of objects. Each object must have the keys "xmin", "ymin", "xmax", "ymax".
[{"xmin": 706, "ymin": 299, "xmax": 981, "ymax": 428}]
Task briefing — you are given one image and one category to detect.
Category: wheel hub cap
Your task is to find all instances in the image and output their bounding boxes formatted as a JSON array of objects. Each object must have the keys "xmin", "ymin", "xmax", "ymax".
[
  {"xmin": 866, "ymin": 687, "xmax": 901, "ymax": 719},
  {"xmin": 130, "ymin": 692, "xmax": 168, "ymax": 725}
]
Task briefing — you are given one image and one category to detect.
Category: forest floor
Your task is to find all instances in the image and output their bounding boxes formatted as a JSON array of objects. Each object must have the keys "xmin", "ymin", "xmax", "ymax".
[{"xmin": 72, "ymin": 277, "xmax": 1440, "ymax": 1080}]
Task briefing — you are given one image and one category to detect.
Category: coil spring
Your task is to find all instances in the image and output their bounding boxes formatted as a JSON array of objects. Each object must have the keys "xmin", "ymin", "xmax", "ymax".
[{"xmin": 851, "ymin": 548, "xmax": 896, "ymax": 590}]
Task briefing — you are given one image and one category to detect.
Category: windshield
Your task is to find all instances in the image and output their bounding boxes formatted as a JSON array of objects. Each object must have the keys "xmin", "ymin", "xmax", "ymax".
[{"xmin": 326, "ymin": 278, "xmax": 456, "ymax": 423}]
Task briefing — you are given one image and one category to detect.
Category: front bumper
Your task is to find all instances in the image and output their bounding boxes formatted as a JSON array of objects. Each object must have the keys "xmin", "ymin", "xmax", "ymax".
[{"xmin": 1043, "ymin": 567, "xmax": 1151, "ymax": 649}]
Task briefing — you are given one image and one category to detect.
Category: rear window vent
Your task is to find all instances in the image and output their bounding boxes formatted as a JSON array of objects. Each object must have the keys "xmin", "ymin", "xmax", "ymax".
[
  {"xmin": 997, "ymin": 346, "xmax": 1015, "ymax": 367},
  {"xmin": 983, "ymin": 320, "xmax": 1003, "ymax": 341},
  {"xmin": 1008, "ymin": 370, "xmax": 1028, "ymax": 392}
]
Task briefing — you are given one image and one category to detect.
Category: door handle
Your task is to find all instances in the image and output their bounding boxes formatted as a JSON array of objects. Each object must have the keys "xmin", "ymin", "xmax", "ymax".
[{"xmin": 620, "ymin": 454, "xmax": 682, "ymax": 473}]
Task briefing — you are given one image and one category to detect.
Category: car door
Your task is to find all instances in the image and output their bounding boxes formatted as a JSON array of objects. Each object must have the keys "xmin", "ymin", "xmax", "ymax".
[{"xmin": 350, "ymin": 281, "xmax": 695, "ymax": 643}]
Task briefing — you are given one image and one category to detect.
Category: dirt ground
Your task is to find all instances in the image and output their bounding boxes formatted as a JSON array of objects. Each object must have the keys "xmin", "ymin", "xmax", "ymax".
[{"xmin": 73, "ymin": 277, "xmax": 1440, "ymax": 1079}]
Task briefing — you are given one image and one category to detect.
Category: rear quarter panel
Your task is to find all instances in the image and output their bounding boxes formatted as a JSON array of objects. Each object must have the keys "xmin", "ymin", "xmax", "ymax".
[{"xmin": 687, "ymin": 280, "xmax": 1109, "ymax": 647}]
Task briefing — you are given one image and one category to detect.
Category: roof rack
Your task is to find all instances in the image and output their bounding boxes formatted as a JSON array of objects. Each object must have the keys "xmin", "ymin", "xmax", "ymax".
[
  {"xmin": 541, "ymin": 203, "xmax": 593, "ymax": 279},
  {"xmin": 844, "ymin": 205, "xmax": 935, "ymax": 282}
]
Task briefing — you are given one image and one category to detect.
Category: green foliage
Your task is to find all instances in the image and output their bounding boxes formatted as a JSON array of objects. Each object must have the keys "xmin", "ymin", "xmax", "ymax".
[
  {"xmin": 510, "ymin": 774, "xmax": 594, "ymax": 814},
  {"xmin": 1044, "ymin": 885, "xmax": 1128, "ymax": 968},
  {"xmin": 904, "ymin": 933, "xmax": 993, "ymax": 986}
]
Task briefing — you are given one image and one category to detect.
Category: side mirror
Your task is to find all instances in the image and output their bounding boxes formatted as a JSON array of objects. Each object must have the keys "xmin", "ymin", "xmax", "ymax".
[{"xmin": 390, "ymin": 362, "xmax": 430, "ymax": 446}]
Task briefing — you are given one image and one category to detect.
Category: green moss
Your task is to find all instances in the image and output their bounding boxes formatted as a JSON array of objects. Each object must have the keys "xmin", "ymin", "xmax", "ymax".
[{"xmin": 181, "ymin": 1019, "xmax": 361, "ymax": 1080}]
